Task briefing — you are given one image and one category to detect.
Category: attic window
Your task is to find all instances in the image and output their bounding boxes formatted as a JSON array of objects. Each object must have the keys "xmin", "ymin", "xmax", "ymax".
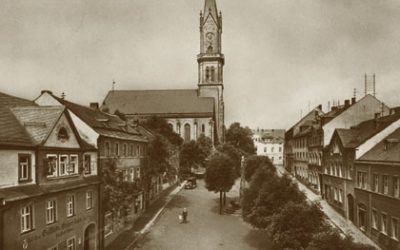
[
  {"xmin": 57, "ymin": 127, "xmax": 69, "ymax": 141},
  {"xmin": 96, "ymin": 118, "xmax": 109, "ymax": 122}
]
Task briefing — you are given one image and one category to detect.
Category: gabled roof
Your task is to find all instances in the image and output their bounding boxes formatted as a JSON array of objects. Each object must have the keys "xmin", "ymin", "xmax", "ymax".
[
  {"xmin": 11, "ymin": 106, "xmax": 65, "ymax": 145},
  {"xmin": 0, "ymin": 92, "xmax": 38, "ymax": 146},
  {"xmin": 0, "ymin": 107, "xmax": 33, "ymax": 146},
  {"xmin": 101, "ymin": 89, "xmax": 214, "ymax": 117},
  {"xmin": 335, "ymin": 112, "xmax": 400, "ymax": 149},
  {"xmin": 359, "ymin": 127, "xmax": 400, "ymax": 162},
  {"xmin": 0, "ymin": 91, "xmax": 36, "ymax": 108}
]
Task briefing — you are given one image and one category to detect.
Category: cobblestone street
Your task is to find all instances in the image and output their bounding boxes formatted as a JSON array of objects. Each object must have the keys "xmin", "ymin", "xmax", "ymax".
[{"xmin": 135, "ymin": 180, "xmax": 274, "ymax": 250}]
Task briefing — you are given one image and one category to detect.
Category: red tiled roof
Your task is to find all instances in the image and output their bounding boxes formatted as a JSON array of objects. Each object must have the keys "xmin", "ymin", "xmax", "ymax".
[{"xmin": 101, "ymin": 89, "xmax": 214, "ymax": 116}]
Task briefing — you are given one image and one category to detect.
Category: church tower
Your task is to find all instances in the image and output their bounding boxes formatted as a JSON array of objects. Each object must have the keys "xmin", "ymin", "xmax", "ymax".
[{"xmin": 198, "ymin": 0, "xmax": 225, "ymax": 143}]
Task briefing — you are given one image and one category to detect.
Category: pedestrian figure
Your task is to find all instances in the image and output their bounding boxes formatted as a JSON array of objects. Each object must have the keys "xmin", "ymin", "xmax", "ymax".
[{"xmin": 182, "ymin": 208, "xmax": 188, "ymax": 223}]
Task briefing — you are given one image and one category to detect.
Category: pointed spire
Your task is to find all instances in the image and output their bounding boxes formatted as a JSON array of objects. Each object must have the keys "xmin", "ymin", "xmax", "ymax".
[{"xmin": 204, "ymin": 0, "xmax": 218, "ymax": 20}]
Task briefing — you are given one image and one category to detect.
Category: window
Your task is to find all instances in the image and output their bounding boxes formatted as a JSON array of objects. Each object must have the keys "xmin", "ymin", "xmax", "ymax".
[
  {"xmin": 57, "ymin": 127, "xmax": 69, "ymax": 141},
  {"xmin": 84, "ymin": 154, "xmax": 91, "ymax": 175},
  {"xmin": 371, "ymin": 209, "xmax": 378, "ymax": 229},
  {"xmin": 358, "ymin": 204, "xmax": 367, "ymax": 231},
  {"xmin": 66, "ymin": 195, "xmax": 75, "ymax": 217},
  {"xmin": 115, "ymin": 143, "xmax": 119, "ymax": 156},
  {"xmin": 373, "ymin": 174, "xmax": 379, "ymax": 192},
  {"xmin": 338, "ymin": 189, "xmax": 343, "ymax": 203},
  {"xmin": 392, "ymin": 217, "xmax": 399, "ymax": 240},
  {"xmin": 21, "ymin": 205, "xmax": 34, "ymax": 233},
  {"xmin": 123, "ymin": 143, "xmax": 127, "ymax": 156},
  {"xmin": 130, "ymin": 144, "xmax": 134, "ymax": 156},
  {"xmin": 47, "ymin": 155, "xmax": 58, "ymax": 177},
  {"xmin": 177, "ymin": 123, "xmax": 181, "ymax": 135},
  {"xmin": 18, "ymin": 154, "xmax": 31, "ymax": 182},
  {"xmin": 67, "ymin": 237, "xmax": 76, "ymax": 250},
  {"xmin": 59, "ymin": 155, "xmax": 69, "ymax": 176},
  {"xmin": 86, "ymin": 191, "xmax": 93, "ymax": 210},
  {"xmin": 123, "ymin": 169, "xmax": 129, "ymax": 182},
  {"xmin": 205, "ymin": 66, "xmax": 210, "ymax": 81},
  {"xmin": 46, "ymin": 200, "xmax": 57, "ymax": 224},
  {"xmin": 357, "ymin": 172, "xmax": 367, "ymax": 189},
  {"xmin": 201, "ymin": 124, "xmax": 205, "ymax": 133},
  {"xmin": 130, "ymin": 168, "xmax": 135, "ymax": 181},
  {"xmin": 381, "ymin": 213, "xmax": 388, "ymax": 234},
  {"xmin": 393, "ymin": 176, "xmax": 399, "ymax": 198},
  {"xmin": 271, "ymin": 147, "xmax": 274, "ymax": 153},
  {"xmin": 279, "ymin": 147, "xmax": 282, "ymax": 152},
  {"xmin": 69, "ymin": 155, "xmax": 78, "ymax": 174},
  {"xmin": 334, "ymin": 188, "xmax": 338, "ymax": 201},
  {"xmin": 105, "ymin": 142, "xmax": 110, "ymax": 156},
  {"xmin": 136, "ymin": 145, "xmax": 140, "ymax": 157},
  {"xmin": 210, "ymin": 66, "xmax": 215, "ymax": 81},
  {"xmin": 135, "ymin": 167, "xmax": 140, "ymax": 179},
  {"xmin": 264, "ymin": 147, "xmax": 267, "ymax": 153},
  {"xmin": 383, "ymin": 175, "xmax": 389, "ymax": 194}
]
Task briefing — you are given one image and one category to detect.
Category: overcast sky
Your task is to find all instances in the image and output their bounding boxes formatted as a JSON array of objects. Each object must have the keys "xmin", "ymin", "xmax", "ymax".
[{"xmin": 1, "ymin": 0, "xmax": 400, "ymax": 129}]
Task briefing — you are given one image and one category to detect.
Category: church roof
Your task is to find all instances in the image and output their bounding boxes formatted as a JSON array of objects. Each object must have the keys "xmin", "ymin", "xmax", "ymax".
[{"xmin": 101, "ymin": 89, "xmax": 215, "ymax": 117}]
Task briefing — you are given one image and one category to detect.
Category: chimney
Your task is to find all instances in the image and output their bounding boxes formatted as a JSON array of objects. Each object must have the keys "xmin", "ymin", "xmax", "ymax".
[
  {"xmin": 351, "ymin": 97, "xmax": 356, "ymax": 105},
  {"xmin": 61, "ymin": 92, "xmax": 66, "ymax": 99},
  {"xmin": 344, "ymin": 99, "xmax": 350, "ymax": 108},
  {"xmin": 90, "ymin": 102, "xmax": 99, "ymax": 110},
  {"xmin": 318, "ymin": 104, "xmax": 322, "ymax": 110},
  {"xmin": 41, "ymin": 90, "xmax": 53, "ymax": 95}
]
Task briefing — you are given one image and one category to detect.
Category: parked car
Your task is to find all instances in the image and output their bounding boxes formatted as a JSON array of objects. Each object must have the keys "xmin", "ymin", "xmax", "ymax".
[{"xmin": 185, "ymin": 177, "xmax": 197, "ymax": 189}]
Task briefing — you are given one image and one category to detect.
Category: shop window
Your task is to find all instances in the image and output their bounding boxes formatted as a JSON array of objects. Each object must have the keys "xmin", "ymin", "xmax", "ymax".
[
  {"xmin": 66, "ymin": 237, "xmax": 76, "ymax": 250},
  {"xmin": 46, "ymin": 200, "xmax": 57, "ymax": 224},
  {"xmin": 86, "ymin": 191, "xmax": 93, "ymax": 210},
  {"xmin": 18, "ymin": 154, "xmax": 31, "ymax": 182},
  {"xmin": 66, "ymin": 195, "xmax": 75, "ymax": 217},
  {"xmin": 21, "ymin": 205, "xmax": 34, "ymax": 233}
]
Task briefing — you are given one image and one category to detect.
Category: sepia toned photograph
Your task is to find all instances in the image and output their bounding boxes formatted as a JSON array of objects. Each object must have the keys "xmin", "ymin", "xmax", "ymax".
[{"xmin": 0, "ymin": 0, "xmax": 399, "ymax": 249}]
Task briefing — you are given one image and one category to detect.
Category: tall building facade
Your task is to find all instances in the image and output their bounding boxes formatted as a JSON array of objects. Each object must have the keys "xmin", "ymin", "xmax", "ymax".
[{"xmin": 101, "ymin": 0, "xmax": 225, "ymax": 145}]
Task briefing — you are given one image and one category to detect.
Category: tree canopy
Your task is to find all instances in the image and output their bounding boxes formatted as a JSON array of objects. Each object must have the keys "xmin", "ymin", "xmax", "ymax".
[
  {"xmin": 217, "ymin": 143, "xmax": 242, "ymax": 177},
  {"xmin": 225, "ymin": 122, "xmax": 256, "ymax": 155},
  {"xmin": 205, "ymin": 152, "xmax": 237, "ymax": 214},
  {"xmin": 141, "ymin": 116, "xmax": 183, "ymax": 146},
  {"xmin": 243, "ymin": 155, "xmax": 274, "ymax": 182}
]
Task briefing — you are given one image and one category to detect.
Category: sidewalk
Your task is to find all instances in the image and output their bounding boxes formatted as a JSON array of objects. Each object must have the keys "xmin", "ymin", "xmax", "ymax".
[
  {"xmin": 105, "ymin": 183, "xmax": 185, "ymax": 250},
  {"xmin": 276, "ymin": 166, "xmax": 381, "ymax": 249}
]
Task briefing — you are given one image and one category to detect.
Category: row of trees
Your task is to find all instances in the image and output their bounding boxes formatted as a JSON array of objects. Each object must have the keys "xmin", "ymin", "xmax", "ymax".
[{"xmin": 241, "ymin": 155, "xmax": 377, "ymax": 250}]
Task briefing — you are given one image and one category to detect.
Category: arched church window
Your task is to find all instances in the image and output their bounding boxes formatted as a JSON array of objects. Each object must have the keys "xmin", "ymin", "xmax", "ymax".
[
  {"xmin": 205, "ymin": 67, "xmax": 210, "ymax": 81},
  {"xmin": 184, "ymin": 124, "xmax": 191, "ymax": 142},
  {"xmin": 210, "ymin": 67, "xmax": 215, "ymax": 81}
]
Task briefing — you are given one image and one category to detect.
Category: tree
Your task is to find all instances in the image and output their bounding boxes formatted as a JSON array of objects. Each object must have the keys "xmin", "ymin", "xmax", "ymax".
[
  {"xmin": 217, "ymin": 143, "xmax": 242, "ymax": 177},
  {"xmin": 147, "ymin": 134, "xmax": 170, "ymax": 175},
  {"xmin": 141, "ymin": 116, "xmax": 182, "ymax": 146},
  {"xmin": 242, "ymin": 171, "xmax": 306, "ymax": 229},
  {"xmin": 205, "ymin": 153, "xmax": 236, "ymax": 214},
  {"xmin": 306, "ymin": 228, "xmax": 377, "ymax": 250},
  {"xmin": 269, "ymin": 202, "xmax": 325, "ymax": 250},
  {"xmin": 225, "ymin": 122, "xmax": 256, "ymax": 155},
  {"xmin": 179, "ymin": 141, "xmax": 202, "ymax": 177},
  {"xmin": 197, "ymin": 134, "xmax": 213, "ymax": 167},
  {"xmin": 243, "ymin": 155, "xmax": 274, "ymax": 182}
]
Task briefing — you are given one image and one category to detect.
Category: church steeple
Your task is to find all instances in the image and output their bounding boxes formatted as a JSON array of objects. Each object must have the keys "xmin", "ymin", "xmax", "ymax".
[
  {"xmin": 198, "ymin": 0, "xmax": 224, "ymax": 85},
  {"xmin": 203, "ymin": 0, "xmax": 218, "ymax": 24}
]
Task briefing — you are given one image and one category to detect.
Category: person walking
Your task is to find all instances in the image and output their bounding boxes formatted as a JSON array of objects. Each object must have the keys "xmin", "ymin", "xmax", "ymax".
[{"xmin": 182, "ymin": 208, "xmax": 188, "ymax": 223}]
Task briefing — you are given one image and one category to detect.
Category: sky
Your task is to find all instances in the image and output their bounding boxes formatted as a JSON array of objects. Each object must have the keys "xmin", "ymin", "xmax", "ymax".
[{"xmin": 1, "ymin": 0, "xmax": 400, "ymax": 130}]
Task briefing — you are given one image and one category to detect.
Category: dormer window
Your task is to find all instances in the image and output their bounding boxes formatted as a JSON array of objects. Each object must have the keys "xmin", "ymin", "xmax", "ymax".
[
  {"xmin": 57, "ymin": 127, "xmax": 69, "ymax": 141},
  {"xmin": 18, "ymin": 154, "xmax": 31, "ymax": 182}
]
